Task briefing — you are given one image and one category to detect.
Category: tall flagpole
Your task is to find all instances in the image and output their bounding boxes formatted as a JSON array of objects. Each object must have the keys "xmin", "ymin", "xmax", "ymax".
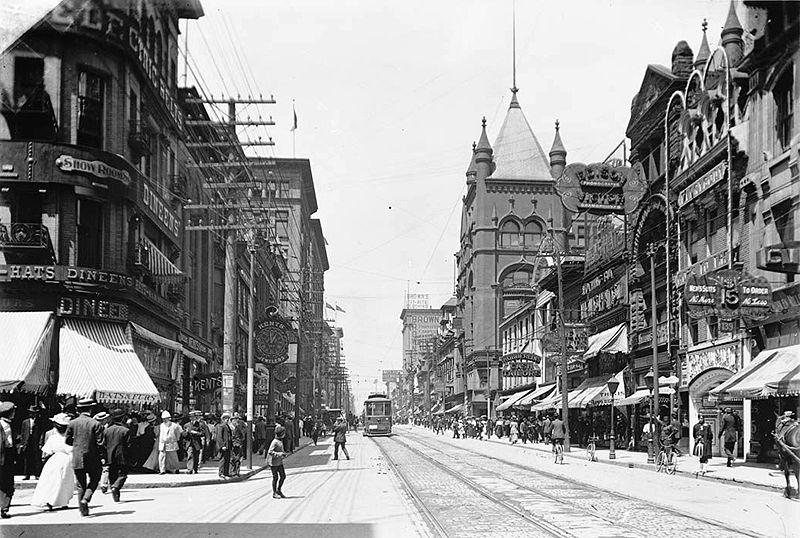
[{"xmin": 292, "ymin": 98, "xmax": 296, "ymax": 158}]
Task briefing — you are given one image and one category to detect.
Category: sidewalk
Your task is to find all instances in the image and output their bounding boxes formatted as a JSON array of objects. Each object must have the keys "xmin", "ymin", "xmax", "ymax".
[
  {"xmin": 14, "ymin": 436, "xmax": 314, "ymax": 490},
  {"xmin": 479, "ymin": 433, "xmax": 787, "ymax": 492}
]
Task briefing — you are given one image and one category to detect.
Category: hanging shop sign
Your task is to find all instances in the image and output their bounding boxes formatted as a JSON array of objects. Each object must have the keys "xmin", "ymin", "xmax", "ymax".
[
  {"xmin": 140, "ymin": 181, "xmax": 181, "ymax": 242},
  {"xmin": 584, "ymin": 217, "xmax": 626, "ymax": 269},
  {"xmin": 555, "ymin": 162, "xmax": 647, "ymax": 215},
  {"xmin": 581, "ymin": 270, "xmax": 626, "ymax": 323},
  {"xmin": 192, "ymin": 373, "xmax": 222, "ymax": 395},
  {"xmin": 254, "ymin": 307, "xmax": 294, "ymax": 366},
  {"xmin": 674, "ymin": 249, "xmax": 729, "ymax": 287},
  {"xmin": 544, "ymin": 324, "xmax": 589, "ymax": 356},
  {"xmin": 179, "ymin": 331, "xmax": 214, "ymax": 361},
  {"xmin": 501, "ymin": 352, "xmax": 540, "ymax": 364},
  {"xmin": 685, "ymin": 268, "xmax": 772, "ymax": 321},
  {"xmin": 55, "ymin": 155, "xmax": 131, "ymax": 186},
  {"xmin": 57, "ymin": 295, "xmax": 128, "ymax": 322},
  {"xmin": 678, "ymin": 161, "xmax": 727, "ymax": 208}
]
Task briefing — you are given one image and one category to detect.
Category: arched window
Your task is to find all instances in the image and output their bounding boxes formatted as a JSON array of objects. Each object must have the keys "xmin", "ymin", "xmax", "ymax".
[
  {"xmin": 500, "ymin": 220, "xmax": 521, "ymax": 246},
  {"xmin": 524, "ymin": 221, "xmax": 543, "ymax": 248}
]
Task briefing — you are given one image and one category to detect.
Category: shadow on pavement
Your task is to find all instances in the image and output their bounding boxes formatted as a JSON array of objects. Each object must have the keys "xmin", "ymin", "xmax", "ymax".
[{"xmin": 0, "ymin": 523, "xmax": 378, "ymax": 537}]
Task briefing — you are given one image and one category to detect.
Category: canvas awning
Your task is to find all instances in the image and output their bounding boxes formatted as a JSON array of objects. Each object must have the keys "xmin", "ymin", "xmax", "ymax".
[
  {"xmin": 58, "ymin": 319, "xmax": 159, "ymax": 404},
  {"xmin": 711, "ymin": 344, "xmax": 800, "ymax": 398},
  {"xmin": 567, "ymin": 370, "xmax": 626, "ymax": 408},
  {"xmin": 129, "ymin": 322, "xmax": 182, "ymax": 351},
  {"xmin": 531, "ymin": 391, "xmax": 563, "ymax": 411},
  {"xmin": 583, "ymin": 323, "xmax": 628, "ymax": 359},
  {"xmin": 496, "ymin": 387, "xmax": 534, "ymax": 411},
  {"xmin": 0, "ymin": 311, "xmax": 54, "ymax": 393},
  {"xmin": 180, "ymin": 347, "xmax": 208, "ymax": 365},
  {"xmin": 516, "ymin": 383, "xmax": 556, "ymax": 407},
  {"xmin": 444, "ymin": 403, "xmax": 464, "ymax": 414},
  {"xmin": 615, "ymin": 385, "xmax": 675, "ymax": 407},
  {"xmin": 143, "ymin": 238, "xmax": 184, "ymax": 280}
]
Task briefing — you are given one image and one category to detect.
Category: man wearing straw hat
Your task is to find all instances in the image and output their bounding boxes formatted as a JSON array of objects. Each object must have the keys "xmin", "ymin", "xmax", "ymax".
[{"xmin": 65, "ymin": 398, "xmax": 104, "ymax": 516}]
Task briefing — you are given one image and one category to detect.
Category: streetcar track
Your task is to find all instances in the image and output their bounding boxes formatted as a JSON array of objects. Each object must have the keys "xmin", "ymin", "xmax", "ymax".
[
  {"xmin": 406, "ymin": 431, "xmax": 761, "ymax": 538},
  {"xmin": 370, "ymin": 435, "xmax": 448, "ymax": 538},
  {"xmin": 375, "ymin": 435, "xmax": 575, "ymax": 538}
]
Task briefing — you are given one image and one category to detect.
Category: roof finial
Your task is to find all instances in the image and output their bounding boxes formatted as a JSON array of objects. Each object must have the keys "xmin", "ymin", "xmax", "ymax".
[
  {"xmin": 702, "ymin": 18, "xmax": 708, "ymax": 34},
  {"xmin": 481, "ymin": 116, "xmax": 487, "ymax": 128},
  {"xmin": 555, "ymin": 119, "xmax": 560, "ymax": 132},
  {"xmin": 472, "ymin": 141, "xmax": 477, "ymax": 151},
  {"xmin": 511, "ymin": 0, "xmax": 518, "ymax": 95}
]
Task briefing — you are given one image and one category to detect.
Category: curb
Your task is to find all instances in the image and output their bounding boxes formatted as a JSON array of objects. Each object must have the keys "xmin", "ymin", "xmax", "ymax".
[
  {"xmin": 420, "ymin": 429, "xmax": 784, "ymax": 494},
  {"xmin": 14, "ymin": 439, "xmax": 314, "ymax": 491}
]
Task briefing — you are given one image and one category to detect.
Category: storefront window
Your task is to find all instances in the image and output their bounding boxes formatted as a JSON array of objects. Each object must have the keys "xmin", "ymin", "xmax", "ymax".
[{"xmin": 76, "ymin": 198, "xmax": 103, "ymax": 268}]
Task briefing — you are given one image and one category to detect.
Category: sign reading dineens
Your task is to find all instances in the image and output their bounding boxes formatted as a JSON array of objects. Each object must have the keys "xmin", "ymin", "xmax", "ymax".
[{"xmin": 141, "ymin": 182, "xmax": 181, "ymax": 242}]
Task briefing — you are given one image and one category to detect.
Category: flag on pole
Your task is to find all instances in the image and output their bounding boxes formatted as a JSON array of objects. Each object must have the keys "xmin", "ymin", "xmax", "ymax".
[
  {"xmin": 336, "ymin": 305, "xmax": 346, "ymax": 313},
  {"xmin": 290, "ymin": 102, "xmax": 297, "ymax": 131},
  {"xmin": 325, "ymin": 302, "xmax": 335, "ymax": 310}
]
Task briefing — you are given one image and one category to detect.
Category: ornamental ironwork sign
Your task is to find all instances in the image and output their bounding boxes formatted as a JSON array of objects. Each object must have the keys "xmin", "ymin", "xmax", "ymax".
[
  {"xmin": 554, "ymin": 162, "xmax": 647, "ymax": 215},
  {"xmin": 685, "ymin": 268, "xmax": 772, "ymax": 321},
  {"xmin": 254, "ymin": 306, "xmax": 294, "ymax": 366}
]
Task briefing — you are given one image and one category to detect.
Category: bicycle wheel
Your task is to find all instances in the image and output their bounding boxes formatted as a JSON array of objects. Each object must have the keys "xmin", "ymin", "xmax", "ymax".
[
  {"xmin": 667, "ymin": 454, "xmax": 677, "ymax": 475},
  {"xmin": 656, "ymin": 451, "xmax": 665, "ymax": 472}
]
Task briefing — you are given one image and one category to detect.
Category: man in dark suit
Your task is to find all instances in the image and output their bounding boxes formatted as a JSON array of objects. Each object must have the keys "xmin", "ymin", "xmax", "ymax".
[
  {"xmin": 720, "ymin": 407, "xmax": 737, "ymax": 467},
  {"xmin": 215, "ymin": 412, "xmax": 232, "ymax": 478},
  {"xmin": 184, "ymin": 410, "xmax": 205, "ymax": 474},
  {"xmin": 65, "ymin": 398, "xmax": 104, "ymax": 516},
  {"xmin": 104, "ymin": 409, "xmax": 130, "ymax": 502}
]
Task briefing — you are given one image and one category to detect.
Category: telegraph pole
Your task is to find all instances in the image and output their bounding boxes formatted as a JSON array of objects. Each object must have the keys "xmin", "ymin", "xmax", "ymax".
[{"xmin": 183, "ymin": 95, "xmax": 277, "ymax": 421}]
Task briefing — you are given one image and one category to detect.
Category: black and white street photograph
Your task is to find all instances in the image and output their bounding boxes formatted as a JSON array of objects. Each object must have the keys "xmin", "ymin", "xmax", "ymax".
[{"xmin": 0, "ymin": 1, "xmax": 798, "ymax": 536}]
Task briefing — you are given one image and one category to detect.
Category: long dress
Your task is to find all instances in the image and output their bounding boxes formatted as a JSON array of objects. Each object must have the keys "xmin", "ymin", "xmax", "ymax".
[
  {"xmin": 30, "ymin": 430, "xmax": 75, "ymax": 508},
  {"xmin": 143, "ymin": 426, "xmax": 160, "ymax": 472},
  {"xmin": 158, "ymin": 422, "xmax": 183, "ymax": 473}
]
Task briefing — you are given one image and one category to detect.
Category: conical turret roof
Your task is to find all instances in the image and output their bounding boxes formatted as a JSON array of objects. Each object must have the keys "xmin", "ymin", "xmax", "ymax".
[
  {"xmin": 490, "ymin": 91, "xmax": 551, "ymax": 181},
  {"xmin": 722, "ymin": 1, "xmax": 742, "ymax": 36},
  {"xmin": 695, "ymin": 20, "xmax": 710, "ymax": 70}
]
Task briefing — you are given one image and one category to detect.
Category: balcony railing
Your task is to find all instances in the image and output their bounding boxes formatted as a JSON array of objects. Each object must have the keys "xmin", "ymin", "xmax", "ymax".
[
  {"xmin": 0, "ymin": 222, "xmax": 51, "ymax": 249},
  {"xmin": 128, "ymin": 120, "xmax": 152, "ymax": 158}
]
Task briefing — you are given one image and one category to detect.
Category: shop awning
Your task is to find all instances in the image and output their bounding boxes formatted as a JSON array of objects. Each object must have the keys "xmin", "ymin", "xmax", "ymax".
[
  {"xmin": 567, "ymin": 370, "xmax": 626, "ymax": 408},
  {"xmin": 143, "ymin": 238, "xmax": 184, "ymax": 279},
  {"xmin": 180, "ymin": 347, "xmax": 208, "ymax": 365},
  {"xmin": 583, "ymin": 323, "xmax": 628, "ymax": 360},
  {"xmin": 531, "ymin": 391, "xmax": 563, "ymax": 411},
  {"xmin": 129, "ymin": 322, "xmax": 182, "ymax": 351},
  {"xmin": 444, "ymin": 403, "xmax": 464, "ymax": 414},
  {"xmin": 711, "ymin": 344, "xmax": 800, "ymax": 398},
  {"xmin": 58, "ymin": 319, "xmax": 160, "ymax": 404},
  {"xmin": 496, "ymin": 387, "xmax": 534, "ymax": 411},
  {"xmin": 0, "ymin": 311, "xmax": 54, "ymax": 393},
  {"xmin": 614, "ymin": 385, "xmax": 675, "ymax": 407},
  {"xmin": 516, "ymin": 383, "xmax": 556, "ymax": 407}
]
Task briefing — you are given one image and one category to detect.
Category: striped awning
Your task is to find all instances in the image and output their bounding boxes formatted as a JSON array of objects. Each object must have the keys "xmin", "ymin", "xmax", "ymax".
[
  {"xmin": 143, "ymin": 238, "xmax": 183, "ymax": 279},
  {"xmin": 583, "ymin": 323, "xmax": 628, "ymax": 360},
  {"xmin": 516, "ymin": 383, "xmax": 556, "ymax": 407},
  {"xmin": 0, "ymin": 311, "xmax": 54, "ymax": 393},
  {"xmin": 496, "ymin": 387, "xmax": 534, "ymax": 411},
  {"xmin": 711, "ymin": 344, "xmax": 800, "ymax": 398},
  {"xmin": 531, "ymin": 391, "xmax": 562, "ymax": 411},
  {"xmin": 567, "ymin": 370, "xmax": 626, "ymax": 408},
  {"xmin": 58, "ymin": 319, "xmax": 159, "ymax": 404},
  {"xmin": 615, "ymin": 386, "xmax": 675, "ymax": 407},
  {"xmin": 129, "ymin": 322, "xmax": 182, "ymax": 351},
  {"xmin": 444, "ymin": 403, "xmax": 464, "ymax": 414}
]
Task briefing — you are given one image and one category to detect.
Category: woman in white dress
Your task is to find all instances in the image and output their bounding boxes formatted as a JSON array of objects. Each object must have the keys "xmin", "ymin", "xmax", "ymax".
[
  {"xmin": 30, "ymin": 413, "xmax": 75, "ymax": 510},
  {"xmin": 158, "ymin": 411, "xmax": 183, "ymax": 474}
]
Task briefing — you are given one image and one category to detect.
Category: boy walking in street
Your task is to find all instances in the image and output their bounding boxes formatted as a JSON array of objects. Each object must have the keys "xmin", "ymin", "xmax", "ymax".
[
  {"xmin": 267, "ymin": 425, "xmax": 288, "ymax": 498},
  {"xmin": 333, "ymin": 417, "xmax": 350, "ymax": 460}
]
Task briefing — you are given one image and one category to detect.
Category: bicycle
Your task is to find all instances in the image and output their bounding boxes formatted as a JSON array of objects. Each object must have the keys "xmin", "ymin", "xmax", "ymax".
[
  {"xmin": 553, "ymin": 439, "xmax": 564, "ymax": 464},
  {"xmin": 656, "ymin": 442, "xmax": 677, "ymax": 474},
  {"xmin": 586, "ymin": 435, "xmax": 598, "ymax": 462}
]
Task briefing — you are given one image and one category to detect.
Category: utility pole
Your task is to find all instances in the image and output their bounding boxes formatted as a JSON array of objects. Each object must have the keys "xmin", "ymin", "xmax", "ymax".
[
  {"xmin": 647, "ymin": 242, "xmax": 660, "ymax": 464},
  {"xmin": 555, "ymin": 237, "xmax": 571, "ymax": 452},
  {"xmin": 183, "ymin": 95, "xmax": 277, "ymax": 419}
]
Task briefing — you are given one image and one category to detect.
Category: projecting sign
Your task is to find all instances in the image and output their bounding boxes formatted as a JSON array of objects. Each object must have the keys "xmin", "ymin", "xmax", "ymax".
[
  {"xmin": 685, "ymin": 268, "xmax": 772, "ymax": 321},
  {"xmin": 382, "ymin": 370, "xmax": 403, "ymax": 382},
  {"xmin": 56, "ymin": 155, "xmax": 131, "ymax": 186},
  {"xmin": 555, "ymin": 162, "xmax": 647, "ymax": 215},
  {"xmin": 678, "ymin": 161, "xmax": 727, "ymax": 208},
  {"xmin": 254, "ymin": 306, "xmax": 294, "ymax": 366}
]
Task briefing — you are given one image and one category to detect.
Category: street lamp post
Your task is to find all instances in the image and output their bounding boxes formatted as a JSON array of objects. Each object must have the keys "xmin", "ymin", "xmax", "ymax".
[
  {"xmin": 644, "ymin": 367, "xmax": 655, "ymax": 464},
  {"xmin": 607, "ymin": 377, "xmax": 619, "ymax": 460}
]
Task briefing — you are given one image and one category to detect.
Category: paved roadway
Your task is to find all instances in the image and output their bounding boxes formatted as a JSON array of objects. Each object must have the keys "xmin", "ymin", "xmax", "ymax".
[{"xmin": 1, "ymin": 425, "xmax": 798, "ymax": 538}]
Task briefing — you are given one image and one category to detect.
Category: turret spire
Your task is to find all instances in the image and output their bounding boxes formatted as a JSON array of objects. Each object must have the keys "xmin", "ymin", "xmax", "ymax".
[
  {"xmin": 549, "ymin": 120, "xmax": 567, "ymax": 179},
  {"xmin": 721, "ymin": 0, "xmax": 744, "ymax": 67},
  {"xmin": 694, "ymin": 19, "xmax": 710, "ymax": 71},
  {"xmin": 511, "ymin": 0, "xmax": 518, "ymax": 96}
]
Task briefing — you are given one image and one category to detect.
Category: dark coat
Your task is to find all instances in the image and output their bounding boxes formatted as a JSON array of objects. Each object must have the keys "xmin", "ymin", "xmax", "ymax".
[
  {"xmin": 65, "ymin": 413, "xmax": 104, "ymax": 470},
  {"xmin": 333, "ymin": 422, "xmax": 347, "ymax": 443},
  {"xmin": 215, "ymin": 422, "xmax": 232, "ymax": 451},
  {"xmin": 184, "ymin": 420, "xmax": 205, "ymax": 451},
  {"xmin": 693, "ymin": 422, "xmax": 713, "ymax": 459},
  {"xmin": 104, "ymin": 423, "xmax": 131, "ymax": 467},
  {"xmin": 720, "ymin": 413, "xmax": 737, "ymax": 442}
]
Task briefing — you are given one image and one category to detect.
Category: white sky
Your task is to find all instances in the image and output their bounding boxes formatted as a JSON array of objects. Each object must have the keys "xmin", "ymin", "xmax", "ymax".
[{"xmin": 185, "ymin": 0, "xmax": 732, "ymax": 406}]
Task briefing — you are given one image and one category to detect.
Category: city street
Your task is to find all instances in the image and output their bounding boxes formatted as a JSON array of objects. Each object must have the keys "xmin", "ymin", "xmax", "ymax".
[{"xmin": 2, "ymin": 427, "xmax": 797, "ymax": 537}]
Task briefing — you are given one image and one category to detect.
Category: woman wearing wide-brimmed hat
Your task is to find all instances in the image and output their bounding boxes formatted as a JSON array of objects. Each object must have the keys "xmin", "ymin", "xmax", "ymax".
[{"xmin": 30, "ymin": 413, "xmax": 75, "ymax": 510}]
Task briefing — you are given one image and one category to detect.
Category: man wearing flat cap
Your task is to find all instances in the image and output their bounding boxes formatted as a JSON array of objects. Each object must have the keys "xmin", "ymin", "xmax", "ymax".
[
  {"xmin": 0, "ymin": 402, "xmax": 17, "ymax": 518},
  {"xmin": 215, "ymin": 412, "xmax": 232, "ymax": 478},
  {"xmin": 65, "ymin": 397, "xmax": 104, "ymax": 516},
  {"xmin": 184, "ymin": 410, "xmax": 205, "ymax": 474}
]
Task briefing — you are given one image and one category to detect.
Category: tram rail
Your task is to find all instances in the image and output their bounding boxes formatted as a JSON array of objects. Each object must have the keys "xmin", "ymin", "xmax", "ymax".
[{"xmin": 401, "ymin": 430, "xmax": 760, "ymax": 538}]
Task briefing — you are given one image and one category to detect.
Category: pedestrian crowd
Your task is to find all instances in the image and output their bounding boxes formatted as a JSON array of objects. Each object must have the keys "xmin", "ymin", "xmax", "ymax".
[{"xmin": 0, "ymin": 397, "xmax": 306, "ymax": 518}]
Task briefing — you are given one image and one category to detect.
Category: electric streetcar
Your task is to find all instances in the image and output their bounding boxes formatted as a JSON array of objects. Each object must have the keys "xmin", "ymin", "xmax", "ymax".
[{"xmin": 363, "ymin": 393, "xmax": 392, "ymax": 436}]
